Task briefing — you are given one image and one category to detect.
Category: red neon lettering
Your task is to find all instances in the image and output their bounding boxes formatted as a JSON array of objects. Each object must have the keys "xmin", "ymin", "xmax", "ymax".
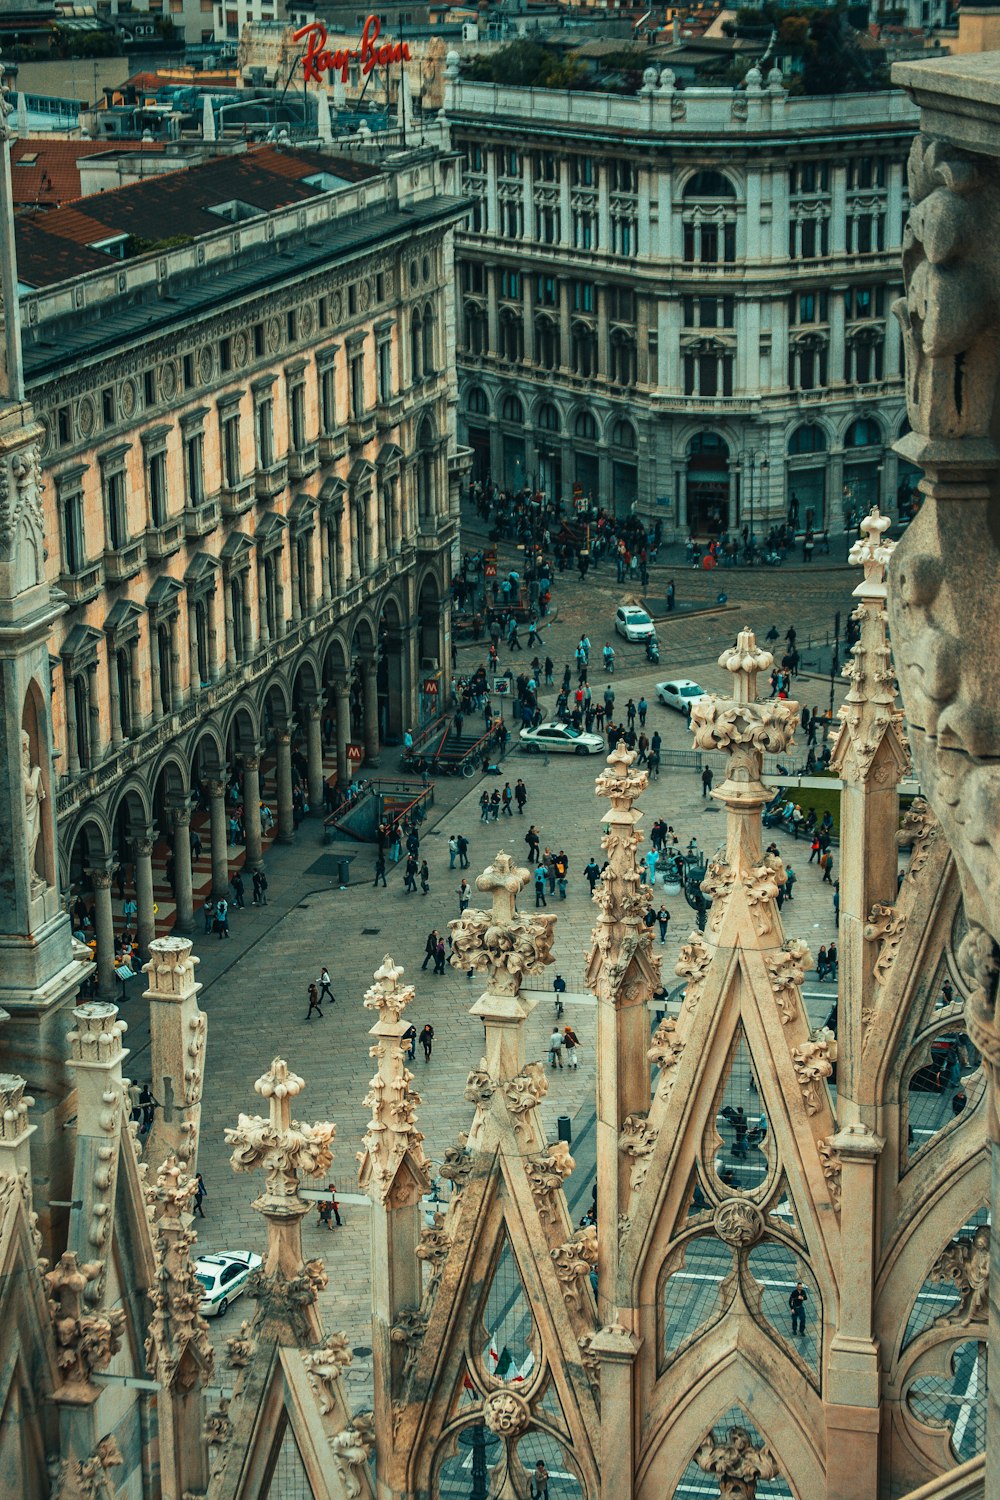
[{"xmin": 293, "ymin": 16, "xmax": 411, "ymax": 87}]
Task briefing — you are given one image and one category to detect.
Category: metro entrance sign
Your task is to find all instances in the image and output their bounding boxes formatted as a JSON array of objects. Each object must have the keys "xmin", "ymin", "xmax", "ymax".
[{"xmin": 292, "ymin": 16, "xmax": 412, "ymax": 86}]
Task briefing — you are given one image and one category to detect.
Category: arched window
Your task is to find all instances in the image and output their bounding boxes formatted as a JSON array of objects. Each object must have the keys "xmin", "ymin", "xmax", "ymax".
[
  {"xmin": 575, "ymin": 410, "xmax": 597, "ymax": 441},
  {"xmin": 500, "ymin": 394, "xmax": 524, "ymax": 424},
  {"xmin": 498, "ymin": 308, "xmax": 524, "ymax": 365},
  {"xmin": 422, "ymin": 303, "xmax": 435, "ymax": 375},
  {"xmin": 535, "ymin": 316, "xmax": 560, "ymax": 372},
  {"xmin": 571, "ymin": 321, "xmax": 597, "ymax": 379},
  {"xmin": 846, "ymin": 417, "xmax": 881, "ymax": 448},
  {"xmin": 537, "ymin": 402, "xmax": 559, "ymax": 432},
  {"xmin": 610, "ymin": 331, "xmax": 636, "ymax": 387},
  {"xmin": 687, "ymin": 430, "xmax": 729, "ymax": 458},
  {"xmin": 417, "ymin": 417, "xmax": 435, "ymax": 522},
  {"xmin": 788, "ymin": 423, "xmax": 828, "ymax": 456},
  {"xmin": 611, "ymin": 419, "xmax": 636, "ymax": 450},
  {"xmin": 683, "ymin": 169, "xmax": 737, "ymax": 199},
  {"xmin": 466, "ymin": 386, "xmax": 488, "ymax": 416},
  {"xmin": 463, "ymin": 302, "xmax": 486, "ymax": 357}
]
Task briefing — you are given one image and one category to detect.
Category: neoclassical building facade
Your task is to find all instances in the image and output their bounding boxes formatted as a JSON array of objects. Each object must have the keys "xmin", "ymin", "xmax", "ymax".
[
  {"xmin": 19, "ymin": 143, "xmax": 465, "ymax": 993},
  {"xmin": 447, "ymin": 70, "xmax": 922, "ymax": 536}
]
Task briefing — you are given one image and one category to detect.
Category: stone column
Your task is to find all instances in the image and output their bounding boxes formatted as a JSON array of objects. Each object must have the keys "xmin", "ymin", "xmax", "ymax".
[
  {"xmin": 319, "ymin": 524, "xmax": 332, "ymax": 603},
  {"xmin": 134, "ymin": 830, "xmax": 156, "ymax": 963},
  {"xmin": 87, "ymin": 662, "xmax": 102, "ymax": 762},
  {"xmin": 256, "ymin": 556, "xmax": 270, "ymax": 648},
  {"xmin": 142, "ymin": 937, "xmax": 206, "ymax": 1172},
  {"xmin": 333, "ymin": 677, "xmax": 351, "ymax": 787},
  {"xmin": 207, "ymin": 780, "xmax": 228, "ymax": 900},
  {"xmin": 306, "ymin": 700, "xmax": 325, "ymax": 814},
  {"xmin": 171, "ymin": 803, "xmax": 194, "ymax": 934},
  {"xmin": 107, "ymin": 647, "xmax": 123, "ymax": 749},
  {"xmin": 64, "ymin": 672, "xmax": 80, "ymax": 776},
  {"xmin": 223, "ymin": 577, "xmax": 236, "ymax": 672},
  {"xmin": 289, "ymin": 537, "xmax": 301, "ymax": 624},
  {"xmin": 243, "ymin": 753, "xmax": 263, "ymax": 869},
  {"xmin": 89, "ymin": 863, "xmax": 117, "ymax": 1000},
  {"xmin": 150, "ymin": 628, "xmax": 163, "ymax": 724},
  {"xmin": 362, "ymin": 658, "xmax": 381, "ymax": 768},
  {"xmin": 169, "ymin": 616, "xmax": 183, "ymax": 712},
  {"xmin": 129, "ymin": 639, "xmax": 144, "ymax": 730},
  {"xmin": 275, "ymin": 730, "xmax": 294, "ymax": 843},
  {"xmin": 825, "ymin": 1123, "xmax": 884, "ymax": 1500}
]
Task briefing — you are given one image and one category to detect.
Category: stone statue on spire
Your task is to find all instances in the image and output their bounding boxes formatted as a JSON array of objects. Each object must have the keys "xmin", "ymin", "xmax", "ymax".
[{"xmin": 358, "ymin": 955, "xmax": 430, "ymax": 1204}]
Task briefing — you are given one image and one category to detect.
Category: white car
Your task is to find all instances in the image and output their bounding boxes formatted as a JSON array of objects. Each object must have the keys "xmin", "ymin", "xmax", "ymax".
[
  {"xmin": 195, "ymin": 1250, "xmax": 262, "ymax": 1317},
  {"xmin": 519, "ymin": 721, "xmax": 605, "ymax": 755},
  {"xmin": 614, "ymin": 605, "xmax": 656, "ymax": 642},
  {"xmin": 656, "ymin": 679, "xmax": 711, "ymax": 713}
]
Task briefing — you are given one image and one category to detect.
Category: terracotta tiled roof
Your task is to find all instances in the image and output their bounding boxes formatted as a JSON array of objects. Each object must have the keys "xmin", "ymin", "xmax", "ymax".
[
  {"xmin": 14, "ymin": 144, "xmax": 380, "ymax": 288},
  {"xmin": 10, "ymin": 137, "xmax": 167, "ymax": 208}
]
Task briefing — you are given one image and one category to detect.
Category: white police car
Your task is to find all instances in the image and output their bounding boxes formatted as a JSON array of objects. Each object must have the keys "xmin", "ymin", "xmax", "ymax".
[{"xmin": 194, "ymin": 1250, "xmax": 262, "ymax": 1317}]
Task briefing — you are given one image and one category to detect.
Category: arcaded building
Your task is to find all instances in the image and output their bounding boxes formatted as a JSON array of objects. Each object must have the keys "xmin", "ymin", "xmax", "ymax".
[
  {"xmin": 18, "ymin": 143, "xmax": 464, "ymax": 992},
  {"xmin": 447, "ymin": 65, "xmax": 921, "ymax": 537}
]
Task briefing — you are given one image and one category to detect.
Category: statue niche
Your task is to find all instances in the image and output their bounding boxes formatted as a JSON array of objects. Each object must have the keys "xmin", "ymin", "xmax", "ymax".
[{"xmin": 21, "ymin": 689, "xmax": 53, "ymax": 895}]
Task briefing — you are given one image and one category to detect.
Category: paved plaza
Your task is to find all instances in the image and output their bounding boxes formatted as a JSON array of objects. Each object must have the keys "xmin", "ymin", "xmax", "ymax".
[{"xmin": 121, "ymin": 532, "xmax": 861, "ymax": 1407}]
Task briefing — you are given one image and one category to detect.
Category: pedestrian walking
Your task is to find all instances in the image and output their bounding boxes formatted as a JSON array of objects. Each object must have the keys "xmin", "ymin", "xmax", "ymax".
[
  {"xmin": 526, "ymin": 825, "xmax": 540, "ymax": 863},
  {"xmin": 403, "ymin": 856, "xmax": 418, "ymax": 893},
  {"xmin": 403, "ymin": 1023, "xmax": 417, "ymax": 1061},
  {"xmin": 548, "ymin": 1027, "xmax": 563, "ymax": 1069},
  {"xmin": 319, "ymin": 966, "xmax": 335, "ymax": 1004},
  {"xmin": 326, "ymin": 1182, "xmax": 343, "ymax": 1226},
  {"xmin": 789, "ymin": 1281, "xmax": 808, "ymax": 1336},
  {"xmin": 373, "ymin": 852, "xmax": 387, "ymax": 887},
  {"xmin": 306, "ymin": 982, "xmax": 323, "ymax": 1020},
  {"xmin": 534, "ymin": 865, "xmax": 548, "ymax": 908},
  {"xmin": 553, "ymin": 974, "xmax": 566, "ymax": 1017},
  {"xmin": 420, "ymin": 1023, "xmax": 435, "ymax": 1061},
  {"xmin": 457, "ymin": 834, "xmax": 470, "ymax": 868},
  {"xmin": 434, "ymin": 936, "xmax": 447, "ymax": 974},
  {"xmin": 702, "ymin": 766, "xmax": 714, "ymax": 798},
  {"xmin": 317, "ymin": 1199, "xmax": 334, "ymax": 1231},
  {"xmin": 584, "ymin": 857, "xmax": 601, "ymax": 892},
  {"xmin": 203, "ymin": 897, "xmax": 215, "ymax": 934},
  {"xmin": 448, "ymin": 835, "xmax": 459, "ymax": 869},
  {"xmin": 480, "ymin": 791, "xmax": 490, "ymax": 823},
  {"xmin": 638, "ymin": 696, "xmax": 648, "ymax": 728},
  {"xmin": 555, "ymin": 850, "xmax": 569, "ymax": 899},
  {"xmin": 833, "ymin": 880, "xmax": 840, "ymax": 921},
  {"xmin": 419, "ymin": 860, "xmax": 431, "ymax": 894},
  {"xmin": 644, "ymin": 846, "xmax": 659, "ymax": 887},
  {"xmin": 563, "ymin": 1025, "xmax": 580, "ymax": 1070},
  {"xmin": 231, "ymin": 870, "xmax": 245, "ymax": 909},
  {"xmin": 256, "ymin": 869, "xmax": 268, "ymax": 905},
  {"xmin": 657, "ymin": 905, "xmax": 671, "ymax": 944},
  {"xmin": 215, "ymin": 897, "xmax": 230, "ymax": 939},
  {"xmin": 501, "ymin": 783, "xmax": 514, "ymax": 817},
  {"xmin": 531, "ymin": 1461, "xmax": 550, "ymax": 1500},
  {"xmin": 514, "ymin": 779, "xmax": 528, "ymax": 814},
  {"xmin": 193, "ymin": 1173, "xmax": 207, "ymax": 1218},
  {"xmin": 421, "ymin": 930, "xmax": 438, "ymax": 970},
  {"xmin": 458, "ymin": 880, "xmax": 471, "ymax": 912},
  {"xmin": 784, "ymin": 866, "xmax": 796, "ymax": 902},
  {"xmin": 821, "ymin": 851, "xmax": 834, "ymax": 884}
]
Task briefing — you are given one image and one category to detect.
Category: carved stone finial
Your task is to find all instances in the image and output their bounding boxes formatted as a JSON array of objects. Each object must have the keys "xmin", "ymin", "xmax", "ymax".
[
  {"xmin": 450, "ymin": 852, "xmax": 555, "ymax": 997},
  {"xmin": 143, "ymin": 1155, "xmax": 214, "ymax": 1391},
  {"xmin": 695, "ymin": 1424, "xmax": 780, "ymax": 1499},
  {"xmin": 358, "ymin": 956, "xmax": 429, "ymax": 1204},
  {"xmin": 66, "ymin": 1004, "xmax": 128, "ymax": 1067},
  {"xmin": 44, "ymin": 1252, "xmax": 125, "ymax": 1389},
  {"xmin": 690, "ymin": 629, "xmax": 797, "ymax": 829},
  {"xmin": 224, "ymin": 1059, "xmax": 335, "ymax": 1325},
  {"xmin": 0, "ymin": 1072, "xmax": 35, "ymax": 1145},
  {"xmin": 589, "ymin": 741, "xmax": 662, "ymax": 1004}
]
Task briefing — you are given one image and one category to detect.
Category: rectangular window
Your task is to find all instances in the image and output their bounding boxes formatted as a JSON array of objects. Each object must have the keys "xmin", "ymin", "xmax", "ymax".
[
  {"xmin": 350, "ymin": 353, "xmax": 365, "ymax": 419},
  {"xmin": 254, "ymin": 323, "xmax": 265, "ymax": 358},
  {"xmin": 148, "ymin": 449, "xmax": 168, "ymax": 527},
  {"xmin": 183, "ymin": 353, "xmax": 195, "ymax": 390},
  {"xmin": 573, "ymin": 281, "xmax": 595, "ymax": 313},
  {"xmin": 58, "ymin": 407, "xmax": 71, "ymax": 444},
  {"xmin": 184, "ymin": 431, "xmax": 204, "ymax": 504},
  {"xmin": 647, "ymin": 331, "xmax": 658, "ymax": 386},
  {"xmin": 376, "ymin": 272, "xmax": 385, "ymax": 302},
  {"xmin": 500, "ymin": 269, "xmax": 521, "ymax": 300},
  {"xmin": 287, "ymin": 308, "xmax": 298, "ymax": 343},
  {"xmin": 255, "ymin": 398, "xmax": 274, "ymax": 469},
  {"xmin": 104, "ymin": 468, "xmax": 127, "ymax": 549},
  {"xmin": 318, "ymin": 297, "xmax": 329, "ymax": 330},
  {"xmin": 219, "ymin": 337, "xmax": 232, "ymax": 373},
  {"xmin": 143, "ymin": 369, "xmax": 156, "ymax": 407},
  {"xmin": 290, "ymin": 384, "xmax": 306, "ymax": 451},
  {"xmin": 63, "ymin": 490, "xmax": 85, "ymax": 573},
  {"xmin": 536, "ymin": 276, "xmax": 557, "ymax": 308},
  {"xmin": 348, "ymin": 285, "xmax": 358, "ymax": 317},
  {"xmin": 377, "ymin": 340, "xmax": 393, "ymax": 403},
  {"xmin": 572, "ymin": 155, "xmax": 594, "ymax": 187},
  {"xmin": 321, "ymin": 365, "xmax": 337, "ymax": 434},
  {"xmin": 102, "ymin": 388, "xmax": 115, "ymax": 426},
  {"xmin": 609, "ymin": 287, "xmax": 635, "ymax": 322},
  {"xmin": 222, "ymin": 414, "xmax": 241, "ymax": 487}
]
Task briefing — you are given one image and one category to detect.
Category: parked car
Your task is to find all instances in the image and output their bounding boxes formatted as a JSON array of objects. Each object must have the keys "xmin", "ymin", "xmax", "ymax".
[
  {"xmin": 614, "ymin": 604, "xmax": 656, "ymax": 642},
  {"xmin": 519, "ymin": 722, "xmax": 605, "ymax": 755},
  {"xmin": 656, "ymin": 678, "xmax": 710, "ymax": 713},
  {"xmin": 195, "ymin": 1250, "xmax": 263, "ymax": 1317}
]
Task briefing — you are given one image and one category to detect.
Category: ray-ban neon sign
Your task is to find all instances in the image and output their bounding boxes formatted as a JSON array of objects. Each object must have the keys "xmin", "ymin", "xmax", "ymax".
[{"xmin": 292, "ymin": 16, "xmax": 412, "ymax": 86}]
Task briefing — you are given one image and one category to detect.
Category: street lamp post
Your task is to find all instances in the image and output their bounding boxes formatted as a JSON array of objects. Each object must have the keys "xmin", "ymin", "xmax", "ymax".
[
  {"xmin": 679, "ymin": 845, "xmax": 709, "ymax": 931},
  {"xmin": 734, "ymin": 448, "xmax": 770, "ymax": 560}
]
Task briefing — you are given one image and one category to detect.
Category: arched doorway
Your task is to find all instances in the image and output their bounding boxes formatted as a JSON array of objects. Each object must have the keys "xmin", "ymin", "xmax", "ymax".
[
  {"xmin": 686, "ymin": 432, "xmax": 730, "ymax": 536},
  {"xmin": 351, "ymin": 618, "xmax": 380, "ymax": 766},
  {"xmin": 417, "ymin": 576, "xmax": 443, "ymax": 728},
  {"xmin": 843, "ymin": 416, "xmax": 884, "ymax": 523},
  {"xmin": 377, "ymin": 600, "xmax": 406, "ymax": 744}
]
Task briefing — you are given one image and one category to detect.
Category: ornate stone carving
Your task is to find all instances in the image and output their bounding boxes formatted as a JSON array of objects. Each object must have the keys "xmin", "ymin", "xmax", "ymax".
[
  {"xmin": 225, "ymin": 1319, "xmax": 256, "ymax": 1368},
  {"xmin": 589, "ymin": 742, "xmax": 654, "ymax": 970},
  {"xmin": 501, "ymin": 1062, "xmax": 548, "ymax": 1140},
  {"xmin": 22, "ymin": 730, "xmax": 47, "ymax": 892},
  {"xmin": 44, "ymin": 1253, "xmax": 125, "ymax": 1388},
  {"xmin": 790, "ymin": 1040, "xmax": 834, "ymax": 1116},
  {"xmin": 390, "ymin": 1309, "xmax": 428, "ymax": 1382},
  {"xmin": 525, "ymin": 1141, "xmax": 575, "ymax": 1223},
  {"xmin": 930, "ymin": 1225, "xmax": 990, "ymax": 1326},
  {"xmin": 619, "ymin": 1114, "xmax": 658, "ymax": 1193},
  {"xmin": 438, "ymin": 1143, "xmax": 473, "ymax": 1194},
  {"xmin": 863, "ymin": 902, "xmax": 908, "ymax": 988},
  {"xmin": 896, "ymin": 796, "xmax": 940, "ymax": 882},
  {"xmin": 816, "ymin": 1138, "xmax": 843, "ymax": 1212},
  {"xmin": 482, "ymin": 1387, "xmax": 530, "ymax": 1435},
  {"xmin": 415, "ymin": 1211, "xmax": 451, "ymax": 1307},
  {"xmin": 66, "ymin": 1004, "xmax": 127, "ymax": 1067},
  {"xmin": 203, "ymin": 1395, "xmax": 232, "ymax": 1447},
  {"xmin": 450, "ymin": 852, "xmax": 556, "ymax": 992},
  {"xmin": 143, "ymin": 1155, "xmax": 214, "ymax": 1390},
  {"xmin": 302, "ymin": 1333, "xmax": 354, "ymax": 1412},
  {"xmin": 358, "ymin": 956, "xmax": 429, "ymax": 1203},
  {"xmin": 225, "ymin": 1058, "xmax": 335, "ymax": 1203},
  {"xmin": 677, "ymin": 933, "xmax": 713, "ymax": 1012},
  {"xmin": 713, "ymin": 1198, "xmax": 764, "ymax": 1248},
  {"xmin": 247, "ymin": 1258, "xmax": 328, "ymax": 1315},
  {"xmin": 142, "ymin": 936, "xmax": 200, "ymax": 996},
  {"xmin": 702, "ymin": 861, "xmax": 736, "ymax": 933},
  {"xmin": 330, "ymin": 1412, "xmax": 375, "ymax": 1498},
  {"xmin": 463, "ymin": 1065, "xmax": 495, "ymax": 1106},
  {"xmin": 578, "ymin": 1332, "xmax": 600, "ymax": 1386},
  {"xmin": 695, "ymin": 1425, "xmax": 780, "ymax": 1499},
  {"xmin": 48, "ymin": 1435, "xmax": 123, "ymax": 1500},
  {"xmin": 550, "ymin": 1225, "xmax": 597, "ymax": 1311},
  {"xmin": 764, "ymin": 940, "xmax": 812, "ymax": 1026},
  {"xmin": 648, "ymin": 1016, "xmax": 684, "ymax": 1090},
  {"xmin": 0, "ymin": 1072, "xmax": 34, "ymax": 1143},
  {"xmin": 743, "ymin": 857, "xmax": 785, "ymax": 937}
]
